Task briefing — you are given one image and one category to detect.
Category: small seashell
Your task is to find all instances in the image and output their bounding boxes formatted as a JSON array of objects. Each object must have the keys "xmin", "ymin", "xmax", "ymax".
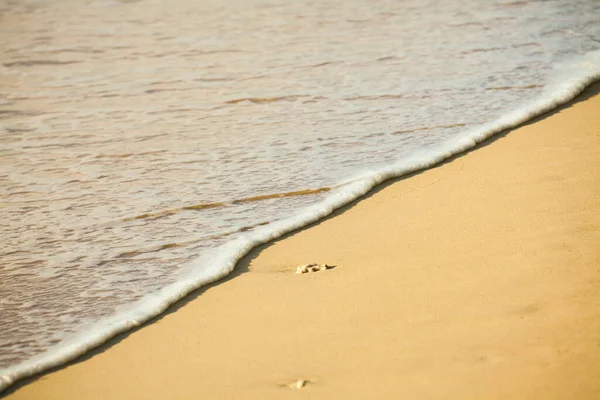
[
  {"xmin": 293, "ymin": 379, "xmax": 307, "ymax": 389},
  {"xmin": 296, "ymin": 265, "xmax": 309, "ymax": 274}
]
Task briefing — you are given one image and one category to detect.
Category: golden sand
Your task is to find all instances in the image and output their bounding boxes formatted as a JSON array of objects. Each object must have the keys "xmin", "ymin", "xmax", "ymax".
[{"xmin": 6, "ymin": 84, "xmax": 600, "ymax": 399}]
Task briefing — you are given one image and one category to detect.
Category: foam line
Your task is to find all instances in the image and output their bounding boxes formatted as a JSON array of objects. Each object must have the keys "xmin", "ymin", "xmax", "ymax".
[{"xmin": 1, "ymin": 50, "xmax": 599, "ymax": 394}]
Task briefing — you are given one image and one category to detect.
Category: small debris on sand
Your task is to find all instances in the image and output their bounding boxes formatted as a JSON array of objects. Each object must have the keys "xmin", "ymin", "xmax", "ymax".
[
  {"xmin": 295, "ymin": 264, "xmax": 312, "ymax": 274},
  {"xmin": 295, "ymin": 263, "xmax": 331, "ymax": 274},
  {"xmin": 291, "ymin": 379, "xmax": 307, "ymax": 389}
]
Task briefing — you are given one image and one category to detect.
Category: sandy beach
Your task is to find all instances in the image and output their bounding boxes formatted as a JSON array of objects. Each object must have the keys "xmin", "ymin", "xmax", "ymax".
[{"xmin": 5, "ymin": 83, "xmax": 600, "ymax": 399}]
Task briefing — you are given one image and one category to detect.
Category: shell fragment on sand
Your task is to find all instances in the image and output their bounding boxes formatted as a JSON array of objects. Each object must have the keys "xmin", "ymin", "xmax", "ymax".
[
  {"xmin": 291, "ymin": 379, "xmax": 307, "ymax": 389},
  {"xmin": 295, "ymin": 264, "xmax": 331, "ymax": 274}
]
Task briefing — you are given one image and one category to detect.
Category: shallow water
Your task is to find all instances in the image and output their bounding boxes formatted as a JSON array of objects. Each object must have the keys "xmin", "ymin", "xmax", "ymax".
[{"xmin": 1, "ymin": 0, "xmax": 599, "ymax": 389}]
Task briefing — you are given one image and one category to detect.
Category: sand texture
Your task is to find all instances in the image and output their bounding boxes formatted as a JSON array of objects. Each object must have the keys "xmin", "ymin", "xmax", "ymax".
[{"xmin": 6, "ymin": 84, "xmax": 600, "ymax": 399}]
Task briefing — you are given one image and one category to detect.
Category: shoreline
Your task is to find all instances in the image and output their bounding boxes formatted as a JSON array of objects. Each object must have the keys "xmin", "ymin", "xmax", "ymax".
[{"xmin": 5, "ymin": 84, "xmax": 600, "ymax": 399}]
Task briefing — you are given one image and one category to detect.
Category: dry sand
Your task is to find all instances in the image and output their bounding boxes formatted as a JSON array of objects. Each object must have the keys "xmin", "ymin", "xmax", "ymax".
[{"xmin": 6, "ymin": 84, "xmax": 600, "ymax": 399}]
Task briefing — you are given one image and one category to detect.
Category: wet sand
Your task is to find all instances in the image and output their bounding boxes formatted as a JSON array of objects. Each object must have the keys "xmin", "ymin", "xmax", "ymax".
[{"xmin": 6, "ymin": 83, "xmax": 600, "ymax": 399}]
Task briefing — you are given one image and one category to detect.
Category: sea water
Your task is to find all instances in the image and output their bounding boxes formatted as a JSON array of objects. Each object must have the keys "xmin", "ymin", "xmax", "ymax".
[{"xmin": 1, "ymin": 0, "xmax": 599, "ymax": 391}]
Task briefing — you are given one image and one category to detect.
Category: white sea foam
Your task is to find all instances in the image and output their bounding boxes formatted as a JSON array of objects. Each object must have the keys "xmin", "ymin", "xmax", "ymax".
[{"xmin": 1, "ymin": 47, "xmax": 600, "ymax": 393}]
